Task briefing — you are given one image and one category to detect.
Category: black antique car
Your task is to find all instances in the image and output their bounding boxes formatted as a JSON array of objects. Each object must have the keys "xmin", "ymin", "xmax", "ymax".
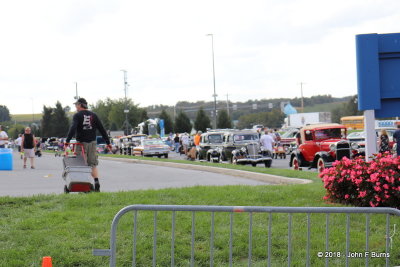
[
  {"xmin": 217, "ymin": 130, "xmax": 273, "ymax": 167},
  {"xmin": 196, "ymin": 131, "xmax": 225, "ymax": 162}
]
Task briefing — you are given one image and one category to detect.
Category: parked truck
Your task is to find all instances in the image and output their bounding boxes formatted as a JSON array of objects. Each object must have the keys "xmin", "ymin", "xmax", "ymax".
[{"xmin": 287, "ymin": 112, "xmax": 331, "ymax": 128}]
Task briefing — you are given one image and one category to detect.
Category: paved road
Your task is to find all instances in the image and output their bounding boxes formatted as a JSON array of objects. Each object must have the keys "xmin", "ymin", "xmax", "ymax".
[{"xmin": 0, "ymin": 152, "xmax": 269, "ymax": 197}]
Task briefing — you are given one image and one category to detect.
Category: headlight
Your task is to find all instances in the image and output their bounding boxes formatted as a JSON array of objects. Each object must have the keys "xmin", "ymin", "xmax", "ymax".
[
  {"xmin": 351, "ymin": 142, "xmax": 359, "ymax": 150},
  {"xmin": 329, "ymin": 144, "xmax": 336, "ymax": 151}
]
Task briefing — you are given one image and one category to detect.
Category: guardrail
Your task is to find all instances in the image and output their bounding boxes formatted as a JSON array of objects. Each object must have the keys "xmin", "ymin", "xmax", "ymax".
[{"xmin": 93, "ymin": 205, "xmax": 400, "ymax": 267}]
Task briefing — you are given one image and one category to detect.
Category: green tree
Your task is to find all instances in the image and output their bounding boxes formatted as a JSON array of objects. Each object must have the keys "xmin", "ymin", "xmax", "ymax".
[
  {"xmin": 174, "ymin": 111, "xmax": 192, "ymax": 133},
  {"xmin": 159, "ymin": 109, "xmax": 174, "ymax": 134},
  {"xmin": 40, "ymin": 102, "xmax": 70, "ymax": 137},
  {"xmin": 0, "ymin": 105, "xmax": 11, "ymax": 122},
  {"xmin": 7, "ymin": 124, "xmax": 25, "ymax": 139},
  {"xmin": 92, "ymin": 98, "xmax": 147, "ymax": 133},
  {"xmin": 194, "ymin": 107, "xmax": 211, "ymax": 132},
  {"xmin": 331, "ymin": 95, "xmax": 362, "ymax": 123},
  {"xmin": 217, "ymin": 109, "xmax": 232, "ymax": 129},
  {"xmin": 52, "ymin": 102, "xmax": 70, "ymax": 137},
  {"xmin": 41, "ymin": 106, "xmax": 54, "ymax": 137}
]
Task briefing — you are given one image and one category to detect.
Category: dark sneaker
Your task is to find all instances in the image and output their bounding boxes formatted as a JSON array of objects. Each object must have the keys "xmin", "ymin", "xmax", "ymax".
[{"xmin": 94, "ymin": 180, "xmax": 100, "ymax": 192}]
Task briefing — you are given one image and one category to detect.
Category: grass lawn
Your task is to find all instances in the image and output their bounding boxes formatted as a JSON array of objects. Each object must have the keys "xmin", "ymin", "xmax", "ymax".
[{"xmin": 1, "ymin": 158, "xmax": 399, "ymax": 266}]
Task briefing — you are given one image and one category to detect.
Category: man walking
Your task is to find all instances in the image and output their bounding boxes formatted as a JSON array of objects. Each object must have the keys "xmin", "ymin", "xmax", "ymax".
[{"xmin": 65, "ymin": 98, "xmax": 111, "ymax": 192}]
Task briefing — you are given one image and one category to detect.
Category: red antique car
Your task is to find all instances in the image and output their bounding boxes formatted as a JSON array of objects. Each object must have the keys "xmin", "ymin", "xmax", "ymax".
[{"xmin": 289, "ymin": 123, "xmax": 352, "ymax": 173}]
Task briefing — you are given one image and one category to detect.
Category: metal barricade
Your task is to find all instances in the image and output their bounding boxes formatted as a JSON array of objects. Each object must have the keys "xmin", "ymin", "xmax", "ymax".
[{"xmin": 93, "ymin": 205, "xmax": 400, "ymax": 267}]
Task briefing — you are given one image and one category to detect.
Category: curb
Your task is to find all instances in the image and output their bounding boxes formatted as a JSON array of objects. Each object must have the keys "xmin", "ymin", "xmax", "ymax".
[{"xmin": 99, "ymin": 156, "xmax": 312, "ymax": 185}]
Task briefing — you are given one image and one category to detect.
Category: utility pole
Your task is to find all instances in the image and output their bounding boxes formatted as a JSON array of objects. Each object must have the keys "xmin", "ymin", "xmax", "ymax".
[
  {"xmin": 206, "ymin": 33, "xmax": 217, "ymax": 129},
  {"xmin": 121, "ymin": 70, "xmax": 131, "ymax": 135}
]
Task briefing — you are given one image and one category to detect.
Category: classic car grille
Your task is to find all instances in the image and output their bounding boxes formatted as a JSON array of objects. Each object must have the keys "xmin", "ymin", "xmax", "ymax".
[
  {"xmin": 336, "ymin": 142, "xmax": 350, "ymax": 160},
  {"xmin": 246, "ymin": 143, "xmax": 259, "ymax": 157}
]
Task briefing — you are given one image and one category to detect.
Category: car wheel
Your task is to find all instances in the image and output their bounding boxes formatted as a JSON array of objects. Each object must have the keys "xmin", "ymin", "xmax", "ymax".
[
  {"xmin": 264, "ymin": 160, "xmax": 272, "ymax": 168},
  {"xmin": 292, "ymin": 156, "xmax": 300, "ymax": 170},
  {"xmin": 164, "ymin": 154, "xmax": 168, "ymax": 159},
  {"xmin": 251, "ymin": 163, "xmax": 257, "ymax": 167},
  {"xmin": 317, "ymin": 158, "xmax": 326, "ymax": 173},
  {"xmin": 232, "ymin": 157, "xmax": 238, "ymax": 165}
]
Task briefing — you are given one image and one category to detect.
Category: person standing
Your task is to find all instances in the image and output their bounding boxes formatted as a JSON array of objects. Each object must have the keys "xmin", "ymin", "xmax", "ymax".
[
  {"xmin": 378, "ymin": 129, "xmax": 390, "ymax": 154},
  {"xmin": 21, "ymin": 127, "xmax": 37, "ymax": 169},
  {"xmin": 0, "ymin": 125, "xmax": 8, "ymax": 148},
  {"xmin": 260, "ymin": 128, "xmax": 275, "ymax": 153},
  {"xmin": 194, "ymin": 131, "xmax": 202, "ymax": 147},
  {"xmin": 65, "ymin": 98, "xmax": 111, "ymax": 192},
  {"xmin": 173, "ymin": 133, "xmax": 180, "ymax": 153},
  {"xmin": 393, "ymin": 124, "xmax": 400, "ymax": 156},
  {"xmin": 181, "ymin": 133, "xmax": 190, "ymax": 155}
]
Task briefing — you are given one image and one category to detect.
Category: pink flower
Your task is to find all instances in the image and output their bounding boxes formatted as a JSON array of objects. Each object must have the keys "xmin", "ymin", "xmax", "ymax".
[{"xmin": 344, "ymin": 194, "xmax": 350, "ymax": 199}]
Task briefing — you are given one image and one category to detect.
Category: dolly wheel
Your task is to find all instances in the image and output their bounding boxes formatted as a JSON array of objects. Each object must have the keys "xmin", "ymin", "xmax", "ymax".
[{"xmin": 64, "ymin": 185, "xmax": 70, "ymax": 194}]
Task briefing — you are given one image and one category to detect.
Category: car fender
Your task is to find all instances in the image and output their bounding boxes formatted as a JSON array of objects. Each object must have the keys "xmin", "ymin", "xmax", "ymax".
[
  {"xmin": 312, "ymin": 152, "xmax": 330, "ymax": 168},
  {"xmin": 289, "ymin": 151, "xmax": 304, "ymax": 167}
]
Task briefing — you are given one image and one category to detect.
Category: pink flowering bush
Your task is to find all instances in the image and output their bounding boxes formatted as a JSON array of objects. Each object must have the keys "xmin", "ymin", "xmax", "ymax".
[{"xmin": 319, "ymin": 153, "xmax": 400, "ymax": 208}]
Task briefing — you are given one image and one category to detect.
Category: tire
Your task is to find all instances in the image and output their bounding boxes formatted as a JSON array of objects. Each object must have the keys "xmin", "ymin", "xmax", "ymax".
[
  {"xmin": 232, "ymin": 157, "xmax": 238, "ymax": 165},
  {"xmin": 164, "ymin": 154, "xmax": 168, "ymax": 159},
  {"xmin": 264, "ymin": 160, "xmax": 272, "ymax": 168},
  {"xmin": 292, "ymin": 156, "xmax": 300, "ymax": 170},
  {"xmin": 251, "ymin": 163, "xmax": 257, "ymax": 167},
  {"xmin": 317, "ymin": 158, "xmax": 326, "ymax": 173}
]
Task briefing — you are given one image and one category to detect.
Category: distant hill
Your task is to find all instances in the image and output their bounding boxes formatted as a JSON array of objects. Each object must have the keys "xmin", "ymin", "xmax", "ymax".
[{"xmin": 11, "ymin": 114, "xmax": 42, "ymax": 124}]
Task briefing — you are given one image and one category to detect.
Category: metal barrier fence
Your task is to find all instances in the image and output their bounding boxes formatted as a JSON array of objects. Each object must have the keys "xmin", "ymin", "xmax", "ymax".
[{"xmin": 93, "ymin": 205, "xmax": 400, "ymax": 267}]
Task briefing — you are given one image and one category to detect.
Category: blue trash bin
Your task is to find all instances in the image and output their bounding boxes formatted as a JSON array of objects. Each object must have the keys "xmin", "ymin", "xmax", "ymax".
[{"xmin": 0, "ymin": 148, "xmax": 13, "ymax": 170}]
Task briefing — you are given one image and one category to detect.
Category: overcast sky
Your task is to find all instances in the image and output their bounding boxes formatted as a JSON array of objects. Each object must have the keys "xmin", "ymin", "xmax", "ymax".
[{"xmin": 1, "ymin": 0, "xmax": 399, "ymax": 115}]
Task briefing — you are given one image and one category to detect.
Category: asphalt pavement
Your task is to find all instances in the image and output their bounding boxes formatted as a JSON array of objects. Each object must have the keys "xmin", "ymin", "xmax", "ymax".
[{"xmin": 0, "ymin": 151, "xmax": 273, "ymax": 197}]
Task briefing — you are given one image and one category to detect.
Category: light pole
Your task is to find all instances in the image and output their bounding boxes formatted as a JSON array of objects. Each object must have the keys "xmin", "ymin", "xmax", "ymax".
[
  {"xmin": 121, "ymin": 70, "xmax": 131, "ymax": 135},
  {"xmin": 299, "ymin": 82, "xmax": 305, "ymax": 113},
  {"xmin": 206, "ymin": 33, "xmax": 217, "ymax": 129}
]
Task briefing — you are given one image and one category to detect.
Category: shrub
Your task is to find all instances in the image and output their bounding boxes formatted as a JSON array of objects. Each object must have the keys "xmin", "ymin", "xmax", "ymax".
[{"xmin": 320, "ymin": 153, "xmax": 400, "ymax": 208}]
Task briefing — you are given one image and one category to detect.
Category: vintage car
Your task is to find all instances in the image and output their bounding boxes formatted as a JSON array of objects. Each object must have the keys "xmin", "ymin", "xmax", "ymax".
[
  {"xmin": 289, "ymin": 123, "xmax": 351, "ymax": 173},
  {"xmin": 119, "ymin": 134, "xmax": 147, "ymax": 155},
  {"xmin": 347, "ymin": 128, "xmax": 396, "ymax": 155},
  {"xmin": 280, "ymin": 128, "xmax": 299, "ymax": 154},
  {"xmin": 133, "ymin": 138, "xmax": 170, "ymax": 158},
  {"xmin": 217, "ymin": 130, "xmax": 272, "ymax": 167},
  {"xmin": 196, "ymin": 131, "xmax": 226, "ymax": 162}
]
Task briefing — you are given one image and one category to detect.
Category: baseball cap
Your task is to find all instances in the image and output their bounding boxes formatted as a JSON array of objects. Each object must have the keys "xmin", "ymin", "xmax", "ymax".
[{"xmin": 74, "ymin": 98, "xmax": 88, "ymax": 105}]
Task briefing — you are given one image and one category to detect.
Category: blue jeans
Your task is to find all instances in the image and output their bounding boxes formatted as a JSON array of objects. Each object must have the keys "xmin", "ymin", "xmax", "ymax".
[{"xmin": 175, "ymin": 143, "xmax": 180, "ymax": 153}]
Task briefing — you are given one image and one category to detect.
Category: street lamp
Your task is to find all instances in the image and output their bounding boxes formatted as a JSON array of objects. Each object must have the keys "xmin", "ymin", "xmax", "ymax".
[
  {"xmin": 206, "ymin": 33, "xmax": 217, "ymax": 129},
  {"xmin": 121, "ymin": 70, "xmax": 131, "ymax": 135}
]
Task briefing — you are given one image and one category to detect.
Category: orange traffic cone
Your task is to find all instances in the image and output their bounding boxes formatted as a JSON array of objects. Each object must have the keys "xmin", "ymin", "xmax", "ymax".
[{"xmin": 42, "ymin": 256, "xmax": 52, "ymax": 267}]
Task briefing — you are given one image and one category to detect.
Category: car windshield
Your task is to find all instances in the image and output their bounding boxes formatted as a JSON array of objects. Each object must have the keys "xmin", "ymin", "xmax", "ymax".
[
  {"xmin": 314, "ymin": 128, "xmax": 343, "ymax": 140},
  {"xmin": 281, "ymin": 130, "xmax": 298, "ymax": 138},
  {"xmin": 208, "ymin": 134, "xmax": 223, "ymax": 143},
  {"xmin": 143, "ymin": 140, "xmax": 164, "ymax": 145},
  {"xmin": 233, "ymin": 134, "xmax": 259, "ymax": 142},
  {"xmin": 347, "ymin": 131, "xmax": 365, "ymax": 139}
]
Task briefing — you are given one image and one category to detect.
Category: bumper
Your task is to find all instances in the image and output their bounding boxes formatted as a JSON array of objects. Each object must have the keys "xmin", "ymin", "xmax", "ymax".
[
  {"xmin": 143, "ymin": 150, "xmax": 169, "ymax": 156},
  {"xmin": 236, "ymin": 157, "xmax": 272, "ymax": 164}
]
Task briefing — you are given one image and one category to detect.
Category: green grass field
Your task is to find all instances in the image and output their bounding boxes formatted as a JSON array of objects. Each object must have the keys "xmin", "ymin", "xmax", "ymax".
[{"xmin": 1, "ymin": 158, "xmax": 399, "ymax": 266}]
